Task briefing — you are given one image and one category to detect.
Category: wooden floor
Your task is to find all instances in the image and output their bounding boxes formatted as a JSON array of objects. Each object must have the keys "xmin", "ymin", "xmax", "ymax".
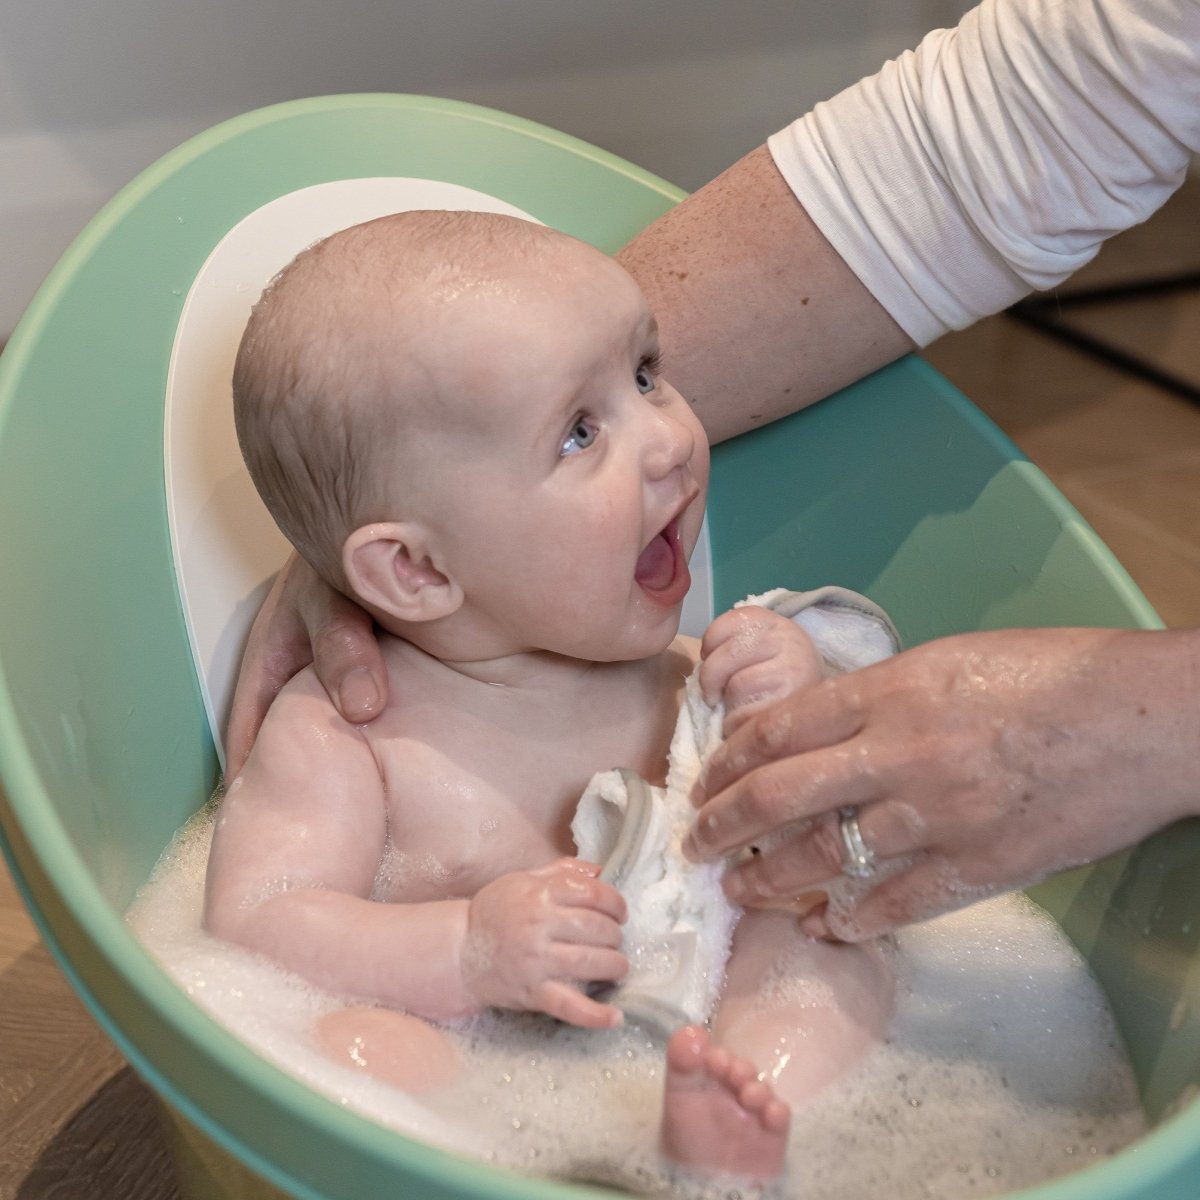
[
  {"xmin": 2, "ymin": 177, "xmax": 1199, "ymax": 1198},
  {"xmin": 0, "ymin": 868, "xmax": 181, "ymax": 1199}
]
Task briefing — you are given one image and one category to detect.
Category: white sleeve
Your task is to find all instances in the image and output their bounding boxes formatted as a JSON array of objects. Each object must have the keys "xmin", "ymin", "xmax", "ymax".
[{"xmin": 767, "ymin": 0, "xmax": 1200, "ymax": 347}]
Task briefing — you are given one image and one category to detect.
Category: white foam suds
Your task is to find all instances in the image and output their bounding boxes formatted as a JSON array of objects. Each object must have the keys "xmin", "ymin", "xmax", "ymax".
[{"xmin": 128, "ymin": 801, "xmax": 1145, "ymax": 1199}]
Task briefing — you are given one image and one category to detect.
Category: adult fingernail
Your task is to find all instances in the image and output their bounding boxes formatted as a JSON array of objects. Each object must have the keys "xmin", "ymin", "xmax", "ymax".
[
  {"xmin": 683, "ymin": 828, "xmax": 714, "ymax": 862},
  {"xmin": 338, "ymin": 668, "xmax": 379, "ymax": 721}
]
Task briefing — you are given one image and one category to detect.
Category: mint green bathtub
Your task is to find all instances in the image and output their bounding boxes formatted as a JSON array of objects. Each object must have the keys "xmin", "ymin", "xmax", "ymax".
[{"xmin": 2, "ymin": 95, "xmax": 1198, "ymax": 1200}]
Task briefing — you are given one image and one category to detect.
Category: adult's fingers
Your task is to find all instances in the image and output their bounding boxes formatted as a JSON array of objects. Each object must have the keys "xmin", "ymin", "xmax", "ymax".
[
  {"xmin": 304, "ymin": 586, "xmax": 388, "ymax": 725},
  {"xmin": 699, "ymin": 679, "xmax": 866, "ymax": 802},
  {"xmin": 225, "ymin": 564, "xmax": 309, "ymax": 779},
  {"xmin": 225, "ymin": 554, "xmax": 388, "ymax": 774},
  {"xmin": 806, "ymin": 855, "xmax": 978, "ymax": 943},
  {"xmin": 225, "ymin": 664, "xmax": 289, "ymax": 782},
  {"xmin": 718, "ymin": 800, "xmax": 926, "ymax": 904},
  {"xmin": 685, "ymin": 739, "xmax": 877, "ymax": 863}
]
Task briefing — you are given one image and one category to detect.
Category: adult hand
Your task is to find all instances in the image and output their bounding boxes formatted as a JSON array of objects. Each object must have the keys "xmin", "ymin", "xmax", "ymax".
[
  {"xmin": 460, "ymin": 858, "xmax": 629, "ymax": 1029},
  {"xmin": 224, "ymin": 553, "xmax": 387, "ymax": 778},
  {"xmin": 684, "ymin": 626, "xmax": 1200, "ymax": 940}
]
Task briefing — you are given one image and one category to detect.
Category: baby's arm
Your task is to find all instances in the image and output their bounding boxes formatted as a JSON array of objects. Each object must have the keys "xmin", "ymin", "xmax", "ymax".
[
  {"xmin": 699, "ymin": 606, "xmax": 825, "ymax": 736},
  {"xmin": 205, "ymin": 671, "xmax": 626, "ymax": 1027},
  {"xmin": 205, "ymin": 670, "xmax": 476, "ymax": 1017}
]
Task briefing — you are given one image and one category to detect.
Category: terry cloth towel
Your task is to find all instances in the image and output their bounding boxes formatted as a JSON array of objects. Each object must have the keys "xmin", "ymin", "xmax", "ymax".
[{"xmin": 570, "ymin": 586, "xmax": 900, "ymax": 1036}]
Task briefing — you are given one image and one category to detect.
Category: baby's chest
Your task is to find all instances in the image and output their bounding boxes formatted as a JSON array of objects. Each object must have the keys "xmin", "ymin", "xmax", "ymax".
[{"xmin": 370, "ymin": 738, "xmax": 597, "ymax": 902}]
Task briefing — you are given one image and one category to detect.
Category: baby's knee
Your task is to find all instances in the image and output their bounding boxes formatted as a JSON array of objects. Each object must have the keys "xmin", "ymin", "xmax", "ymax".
[{"xmin": 314, "ymin": 1005, "xmax": 460, "ymax": 1093}]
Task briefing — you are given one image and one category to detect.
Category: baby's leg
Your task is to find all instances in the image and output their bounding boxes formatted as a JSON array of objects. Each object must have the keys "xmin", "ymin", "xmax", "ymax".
[
  {"xmin": 712, "ymin": 910, "xmax": 895, "ymax": 1109},
  {"xmin": 315, "ymin": 1005, "xmax": 460, "ymax": 1094},
  {"xmin": 659, "ymin": 1025, "xmax": 790, "ymax": 1180}
]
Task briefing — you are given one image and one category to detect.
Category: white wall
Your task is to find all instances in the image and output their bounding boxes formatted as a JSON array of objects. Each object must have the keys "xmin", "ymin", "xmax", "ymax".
[{"xmin": 1, "ymin": 0, "xmax": 972, "ymax": 335}]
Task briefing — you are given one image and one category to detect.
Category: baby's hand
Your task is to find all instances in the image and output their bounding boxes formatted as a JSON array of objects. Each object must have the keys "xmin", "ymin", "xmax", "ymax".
[
  {"xmin": 461, "ymin": 858, "xmax": 628, "ymax": 1029},
  {"xmin": 700, "ymin": 606, "xmax": 825, "ymax": 736}
]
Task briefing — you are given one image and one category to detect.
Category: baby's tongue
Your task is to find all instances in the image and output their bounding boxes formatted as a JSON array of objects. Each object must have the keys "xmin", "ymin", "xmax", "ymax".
[{"xmin": 635, "ymin": 533, "xmax": 674, "ymax": 590}]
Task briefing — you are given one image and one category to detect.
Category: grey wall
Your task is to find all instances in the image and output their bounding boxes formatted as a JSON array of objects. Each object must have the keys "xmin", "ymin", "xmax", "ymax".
[{"xmin": 1, "ymin": 0, "xmax": 972, "ymax": 335}]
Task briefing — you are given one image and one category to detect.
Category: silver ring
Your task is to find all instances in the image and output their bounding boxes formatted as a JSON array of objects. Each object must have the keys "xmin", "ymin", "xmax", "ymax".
[{"xmin": 838, "ymin": 806, "xmax": 877, "ymax": 879}]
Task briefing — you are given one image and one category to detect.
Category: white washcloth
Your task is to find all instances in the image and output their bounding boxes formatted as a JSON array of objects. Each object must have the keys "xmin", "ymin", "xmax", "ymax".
[{"xmin": 571, "ymin": 587, "xmax": 900, "ymax": 1035}]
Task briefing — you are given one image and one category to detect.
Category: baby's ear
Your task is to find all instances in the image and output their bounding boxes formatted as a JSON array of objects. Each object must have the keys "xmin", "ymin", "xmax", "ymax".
[{"xmin": 342, "ymin": 522, "xmax": 464, "ymax": 624}]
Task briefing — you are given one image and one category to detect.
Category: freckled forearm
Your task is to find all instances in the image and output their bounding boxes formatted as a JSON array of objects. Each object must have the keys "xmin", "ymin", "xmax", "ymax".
[
  {"xmin": 205, "ymin": 889, "xmax": 476, "ymax": 1018},
  {"xmin": 1107, "ymin": 627, "xmax": 1200, "ymax": 824},
  {"xmin": 617, "ymin": 144, "xmax": 912, "ymax": 444}
]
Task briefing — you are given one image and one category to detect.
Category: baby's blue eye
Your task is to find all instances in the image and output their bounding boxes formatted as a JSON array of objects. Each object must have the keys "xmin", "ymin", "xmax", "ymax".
[
  {"xmin": 561, "ymin": 418, "xmax": 598, "ymax": 456},
  {"xmin": 635, "ymin": 366, "xmax": 656, "ymax": 394}
]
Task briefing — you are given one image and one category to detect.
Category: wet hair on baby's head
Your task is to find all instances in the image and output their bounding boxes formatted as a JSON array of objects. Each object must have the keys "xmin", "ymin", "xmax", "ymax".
[{"xmin": 232, "ymin": 210, "xmax": 555, "ymax": 593}]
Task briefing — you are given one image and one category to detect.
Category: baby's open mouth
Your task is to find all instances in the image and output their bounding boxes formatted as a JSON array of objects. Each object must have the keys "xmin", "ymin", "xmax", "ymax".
[{"xmin": 635, "ymin": 517, "xmax": 691, "ymax": 606}]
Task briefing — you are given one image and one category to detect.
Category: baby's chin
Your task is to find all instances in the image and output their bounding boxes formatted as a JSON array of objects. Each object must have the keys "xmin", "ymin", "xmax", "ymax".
[{"xmin": 581, "ymin": 613, "xmax": 686, "ymax": 664}]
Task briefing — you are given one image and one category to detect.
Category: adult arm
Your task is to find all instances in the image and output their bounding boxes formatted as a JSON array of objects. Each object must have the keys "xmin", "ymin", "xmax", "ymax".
[
  {"xmin": 766, "ymin": 0, "xmax": 1199, "ymax": 349},
  {"xmin": 625, "ymin": 0, "xmax": 1199, "ymax": 443},
  {"xmin": 676, "ymin": 0, "xmax": 1200, "ymax": 932},
  {"xmin": 617, "ymin": 144, "xmax": 914, "ymax": 444}
]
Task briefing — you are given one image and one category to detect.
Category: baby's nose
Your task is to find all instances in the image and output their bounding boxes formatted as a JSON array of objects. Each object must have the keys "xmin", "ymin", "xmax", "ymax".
[{"xmin": 644, "ymin": 408, "xmax": 695, "ymax": 481}]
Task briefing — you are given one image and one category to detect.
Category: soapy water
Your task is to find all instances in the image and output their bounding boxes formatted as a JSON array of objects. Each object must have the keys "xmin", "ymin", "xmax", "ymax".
[{"xmin": 127, "ymin": 800, "xmax": 1145, "ymax": 1199}]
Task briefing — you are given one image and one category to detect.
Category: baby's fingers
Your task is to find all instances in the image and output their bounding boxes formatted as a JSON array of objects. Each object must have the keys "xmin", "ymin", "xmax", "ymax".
[
  {"xmin": 699, "ymin": 609, "xmax": 780, "ymax": 705},
  {"xmin": 700, "ymin": 605, "xmax": 780, "ymax": 660},
  {"xmin": 552, "ymin": 872, "xmax": 628, "ymax": 924},
  {"xmin": 552, "ymin": 943, "xmax": 629, "ymax": 987},
  {"xmin": 534, "ymin": 981, "xmax": 624, "ymax": 1030},
  {"xmin": 552, "ymin": 907, "xmax": 625, "ymax": 950},
  {"xmin": 718, "ymin": 660, "xmax": 798, "ymax": 726}
]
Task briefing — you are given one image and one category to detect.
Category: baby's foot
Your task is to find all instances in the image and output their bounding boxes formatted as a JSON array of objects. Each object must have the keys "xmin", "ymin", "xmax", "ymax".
[{"xmin": 660, "ymin": 1026, "xmax": 790, "ymax": 1180}]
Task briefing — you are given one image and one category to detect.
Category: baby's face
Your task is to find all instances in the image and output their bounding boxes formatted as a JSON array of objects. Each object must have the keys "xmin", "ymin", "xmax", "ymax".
[{"xmin": 404, "ymin": 235, "xmax": 710, "ymax": 662}]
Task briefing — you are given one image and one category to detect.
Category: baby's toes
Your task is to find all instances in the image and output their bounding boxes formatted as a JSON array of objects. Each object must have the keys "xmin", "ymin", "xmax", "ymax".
[
  {"xmin": 761, "ymin": 1096, "xmax": 791, "ymax": 1134},
  {"xmin": 717, "ymin": 1050, "xmax": 761, "ymax": 1092},
  {"xmin": 666, "ymin": 1025, "xmax": 710, "ymax": 1074}
]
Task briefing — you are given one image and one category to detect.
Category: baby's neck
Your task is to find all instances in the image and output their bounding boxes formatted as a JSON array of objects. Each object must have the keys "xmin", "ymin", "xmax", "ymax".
[
  {"xmin": 433, "ymin": 646, "xmax": 615, "ymax": 692},
  {"xmin": 384, "ymin": 632, "xmax": 668, "ymax": 700},
  {"xmin": 375, "ymin": 630, "xmax": 698, "ymax": 794}
]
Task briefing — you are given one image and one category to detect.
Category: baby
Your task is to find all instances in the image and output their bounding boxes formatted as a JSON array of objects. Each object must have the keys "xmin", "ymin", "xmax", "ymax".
[{"xmin": 206, "ymin": 210, "xmax": 895, "ymax": 1186}]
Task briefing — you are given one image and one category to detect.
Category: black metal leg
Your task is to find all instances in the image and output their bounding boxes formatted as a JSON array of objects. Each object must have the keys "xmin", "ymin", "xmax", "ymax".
[{"xmin": 1007, "ymin": 271, "xmax": 1200, "ymax": 406}]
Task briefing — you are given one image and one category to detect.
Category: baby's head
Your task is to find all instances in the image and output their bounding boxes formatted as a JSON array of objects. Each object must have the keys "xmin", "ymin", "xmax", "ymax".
[{"xmin": 234, "ymin": 210, "xmax": 709, "ymax": 663}]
